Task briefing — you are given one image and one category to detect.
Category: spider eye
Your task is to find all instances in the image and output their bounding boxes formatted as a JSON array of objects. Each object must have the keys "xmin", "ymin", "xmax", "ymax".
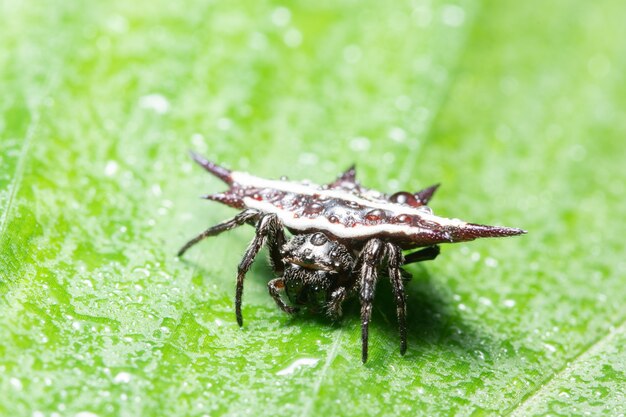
[{"xmin": 310, "ymin": 233, "xmax": 327, "ymax": 246}]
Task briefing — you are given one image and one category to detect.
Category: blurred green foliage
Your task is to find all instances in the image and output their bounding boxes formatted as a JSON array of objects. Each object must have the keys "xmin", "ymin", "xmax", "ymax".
[{"xmin": 1, "ymin": 0, "xmax": 625, "ymax": 415}]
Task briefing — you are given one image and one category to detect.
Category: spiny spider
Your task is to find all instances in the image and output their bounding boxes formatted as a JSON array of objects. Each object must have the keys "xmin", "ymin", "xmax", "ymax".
[{"xmin": 178, "ymin": 152, "xmax": 525, "ymax": 363}]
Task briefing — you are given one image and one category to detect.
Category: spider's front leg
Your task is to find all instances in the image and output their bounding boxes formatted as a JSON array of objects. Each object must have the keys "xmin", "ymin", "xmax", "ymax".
[
  {"xmin": 235, "ymin": 213, "xmax": 285, "ymax": 326},
  {"xmin": 177, "ymin": 209, "xmax": 260, "ymax": 257},
  {"xmin": 357, "ymin": 238, "xmax": 386, "ymax": 363},
  {"xmin": 326, "ymin": 287, "xmax": 348, "ymax": 320},
  {"xmin": 267, "ymin": 278, "xmax": 298, "ymax": 314}
]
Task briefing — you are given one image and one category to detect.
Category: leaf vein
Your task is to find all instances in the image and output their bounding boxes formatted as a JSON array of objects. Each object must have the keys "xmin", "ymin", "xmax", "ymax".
[{"xmin": 506, "ymin": 317, "xmax": 626, "ymax": 415}]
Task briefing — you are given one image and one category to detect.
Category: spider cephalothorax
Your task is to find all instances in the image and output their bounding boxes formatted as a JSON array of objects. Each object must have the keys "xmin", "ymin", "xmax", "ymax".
[
  {"xmin": 178, "ymin": 152, "xmax": 526, "ymax": 363},
  {"xmin": 277, "ymin": 232, "xmax": 354, "ymax": 315}
]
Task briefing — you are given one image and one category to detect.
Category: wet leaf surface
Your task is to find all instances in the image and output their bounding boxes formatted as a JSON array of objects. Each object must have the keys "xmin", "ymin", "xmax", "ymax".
[{"xmin": 1, "ymin": 0, "xmax": 625, "ymax": 416}]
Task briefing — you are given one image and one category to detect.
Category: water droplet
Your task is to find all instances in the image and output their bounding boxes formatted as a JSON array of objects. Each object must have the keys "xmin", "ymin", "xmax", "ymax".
[
  {"xmin": 390, "ymin": 192, "xmax": 417, "ymax": 206},
  {"xmin": 139, "ymin": 94, "xmax": 169, "ymax": 114},
  {"xmin": 9, "ymin": 377, "xmax": 22, "ymax": 390},
  {"xmin": 588, "ymin": 54, "xmax": 611, "ymax": 78},
  {"xmin": 284, "ymin": 28, "xmax": 302, "ymax": 48},
  {"xmin": 271, "ymin": 7, "xmax": 291, "ymax": 27},
  {"xmin": 297, "ymin": 153, "xmax": 318, "ymax": 165},
  {"xmin": 213, "ymin": 118, "xmax": 231, "ymax": 132},
  {"xmin": 568, "ymin": 144, "xmax": 587, "ymax": 162},
  {"xmin": 395, "ymin": 95, "xmax": 411, "ymax": 111},
  {"xmin": 503, "ymin": 299, "xmax": 516, "ymax": 308},
  {"xmin": 412, "ymin": 5, "xmax": 432, "ymax": 27},
  {"xmin": 441, "ymin": 5, "xmax": 465, "ymax": 27},
  {"xmin": 365, "ymin": 209, "xmax": 385, "ymax": 222},
  {"xmin": 349, "ymin": 136, "xmax": 371, "ymax": 152},
  {"xmin": 151, "ymin": 184, "xmax": 162, "ymax": 196},
  {"xmin": 249, "ymin": 32, "xmax": 268, "ymax": 50},
  {"xmin": 478, "ymin": 297, "xmax": 492, "ymax": 306},
  {"xmin": 393, "ymin": 214, "xmax": 412, "ymax": 224},
  {"xmin": 485, "ymin": 257, "xmax": 498, "ymax": 268},
  {"xmin": 106, "ymin": 15, "xmax": 128, "ymax": 33},
  {"xmin": 76, "ymin": 412, "xmax": 100, "ymax": 417},
  {"xmin": 543, "ymin": 343, "xmax": 557, "ymax": 353},
  {"xmin": 304, "ymin": 202, "xmax": 323, "ymax": 215},
  {"xmin": 276, "ymin": 358, "xmax": 319, "ymax": 376},
  {"xmin": 389, "ymin": 127, "xmax": 406, "ymax": 142},
  {"xmin": 343, "ymin": 45, "xmax": 362, "ymax": 63},
  {"xmin": 104, "ymin": 160, "xmax": 118, "ymax": 177},
  {"xmin": 114, "ymin": 372, "xmax": 132, "ymax": 383}
]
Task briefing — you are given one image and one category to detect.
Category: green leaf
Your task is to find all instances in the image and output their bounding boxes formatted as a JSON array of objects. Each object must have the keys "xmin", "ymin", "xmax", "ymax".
[{"xmin": 2, "ymin": 0, "xmax": 625, "ymax": 416}]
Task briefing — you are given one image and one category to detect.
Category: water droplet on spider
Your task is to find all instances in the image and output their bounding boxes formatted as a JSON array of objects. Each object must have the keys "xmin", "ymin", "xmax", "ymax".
[
  {"xmin": 393, "ymin": 214, "xmax": 412, "ymax": 224},
  {"xmin": 390, "ymin": 192, "xmax": 417, "ymax": 206},
  {"xmin": 365, "ymin": 209, "xmax": 385, "ymax": 222},
  {"xmin": 304, "ymin": 202, "xmax": 323, "ymax": 215}
]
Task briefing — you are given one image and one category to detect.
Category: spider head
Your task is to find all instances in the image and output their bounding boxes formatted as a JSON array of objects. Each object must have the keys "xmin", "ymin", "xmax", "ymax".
[
  {"xmin": 281, "ymin": 232, "xmax": 353, "ymax": 273},
  {"xmin": 281, "ymin": 232, "xmax": 354, "ymax": 309}
]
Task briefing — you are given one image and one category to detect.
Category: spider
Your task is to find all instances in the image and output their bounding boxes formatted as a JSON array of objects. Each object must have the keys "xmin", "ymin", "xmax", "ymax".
[{"xmin": 178, "ymin": 152, "xmax": 525, "ymax": 363}]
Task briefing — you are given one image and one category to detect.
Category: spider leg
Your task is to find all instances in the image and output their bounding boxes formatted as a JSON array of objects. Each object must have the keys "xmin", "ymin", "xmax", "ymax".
[
  {"xmin": 265, "ymin": 220, "xmax": 287, "ymax": 276},
  {"xmin": 177, "ymin": 209, "xmax": 260, "ymax": 257},
  {"xmin": 403, "ymin": 245, "xmax": 440, "ymax": 265},
  {"xmin": 358, "ymin": 238, "xmax": 386, "ymax": 363},
  {"xmin": 386, "ymin": 243, "xmax": 408, "ymax": 355},
  {"xmin": 326, "ymin": 287, "xmax": 348, "ymax": 320},
  {"xmin": 268, "ymin": 278, "xmax": 298, "ymax": 314},
  {"xmin": 235, "ymin": 213, "xmax": 283, "ymax": 327}
]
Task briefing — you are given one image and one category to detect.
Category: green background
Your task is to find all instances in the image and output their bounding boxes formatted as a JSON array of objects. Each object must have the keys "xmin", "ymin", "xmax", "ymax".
[{"xmin": 1, "ymin": 0, "xmax": 625, "ymax": 416}]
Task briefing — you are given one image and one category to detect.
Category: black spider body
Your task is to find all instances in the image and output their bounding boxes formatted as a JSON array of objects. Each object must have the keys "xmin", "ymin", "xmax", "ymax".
[{"xmin": 178, "ymin": 152, "xmax": 526, "ymax": 362}]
